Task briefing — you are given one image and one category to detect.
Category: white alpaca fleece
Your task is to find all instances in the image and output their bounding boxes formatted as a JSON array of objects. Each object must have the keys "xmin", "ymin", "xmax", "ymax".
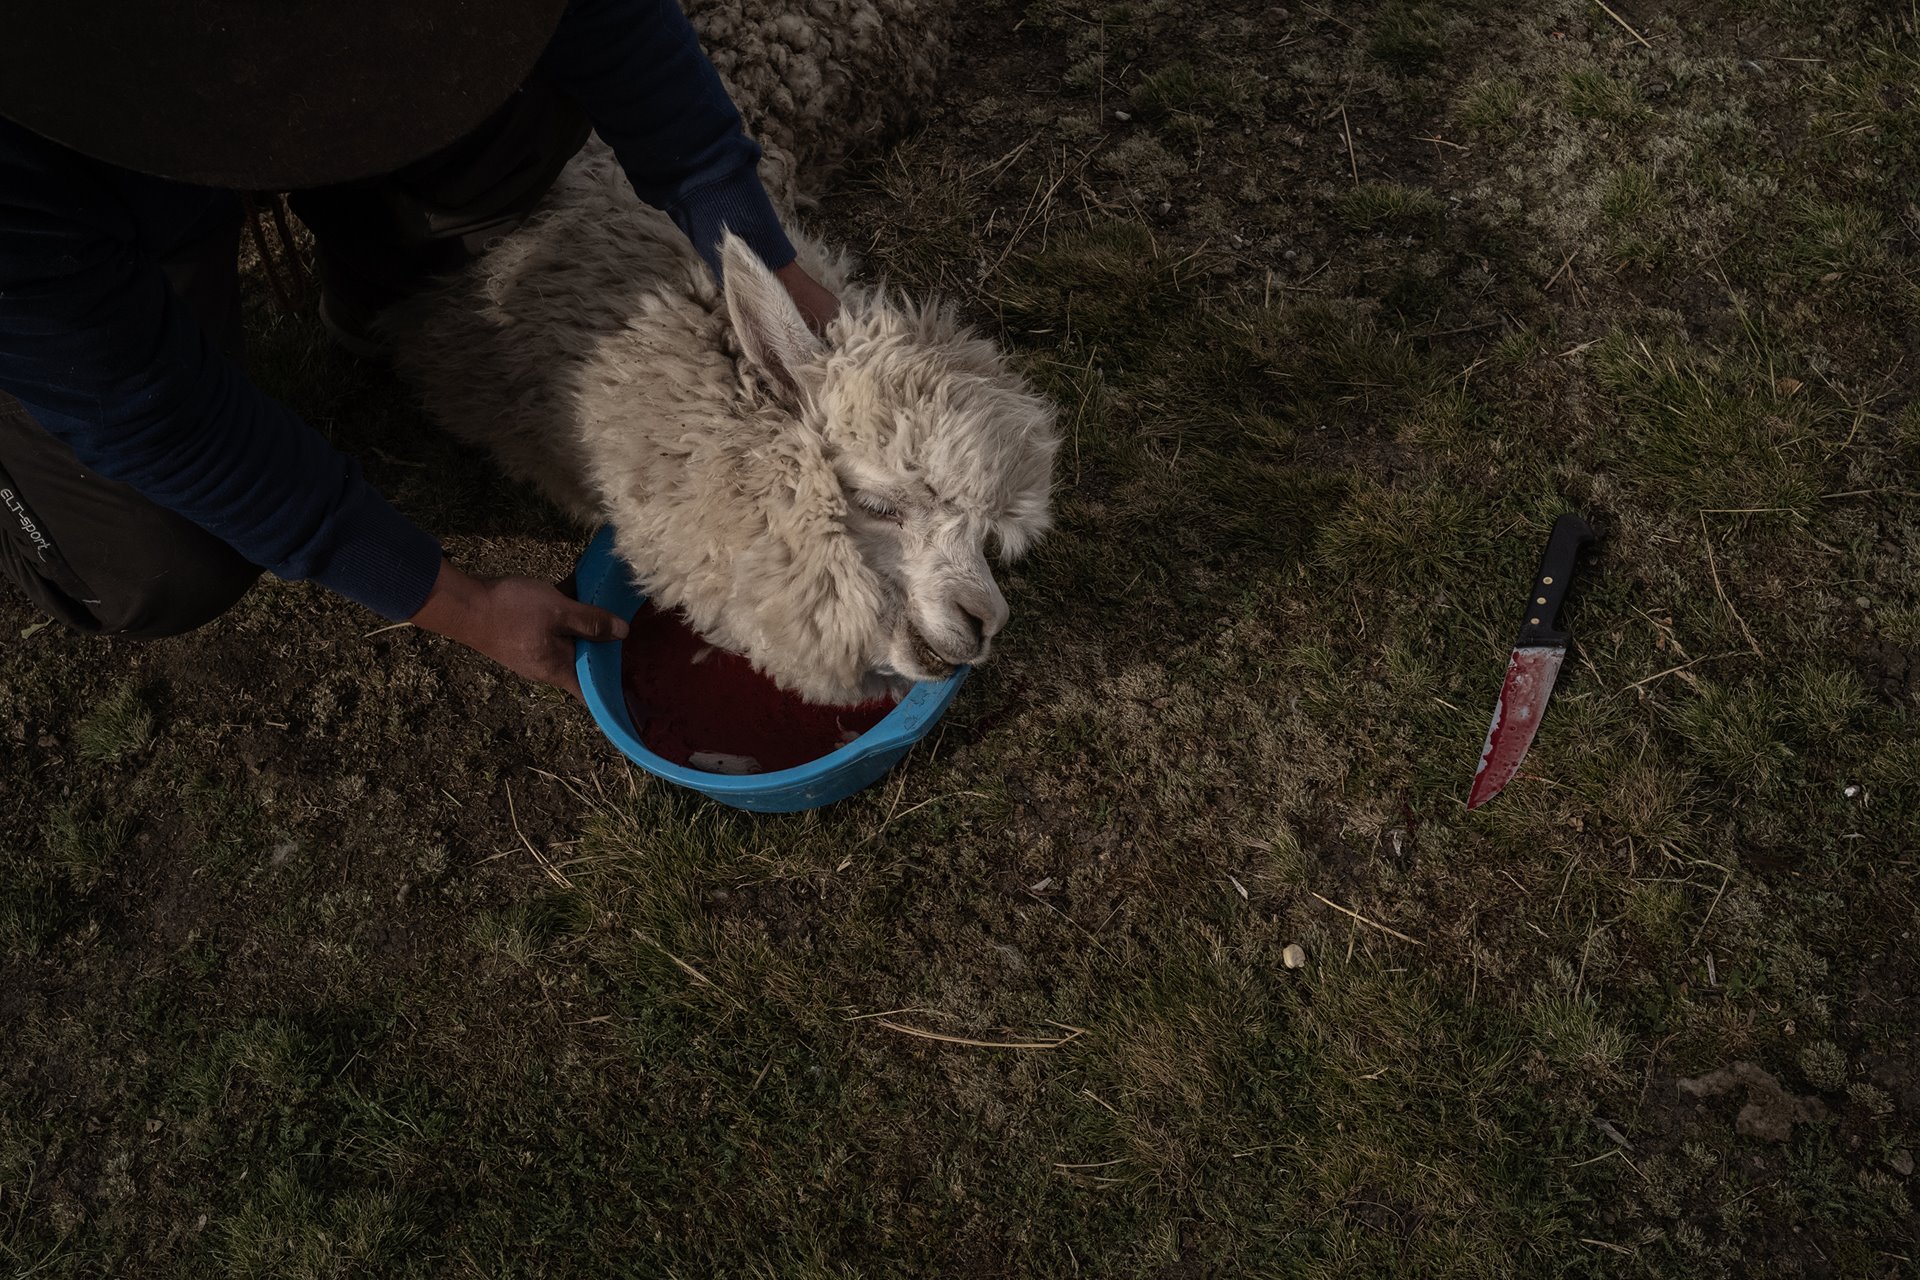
[
  {"xmin": 387, "ymin": 142, "xmax": 1058, "ymax": 704},
  {"xmin": 682, "ymin": 0, "xmax": 956, "ymax": 206}
]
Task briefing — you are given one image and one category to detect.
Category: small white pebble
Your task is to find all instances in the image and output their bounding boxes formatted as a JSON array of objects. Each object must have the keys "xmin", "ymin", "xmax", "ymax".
[
  {"xmin": 1283, "ymin": 943, "xmax": 1307, "ymax": 970},
  {"xmin": 1112, "ymin": 109, "xmax": 1131, "ymax": 122},
  {"xmin": 1843, "ymin": 784, "xmax": 1860, "ymax": 799}
]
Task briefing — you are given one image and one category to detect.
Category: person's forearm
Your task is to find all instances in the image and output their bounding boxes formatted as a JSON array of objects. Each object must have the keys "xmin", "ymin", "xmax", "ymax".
[
  {"xmin": 537, "ymin": 0, "xmax": 795, "ymax": 276},
  {"xmin": 410, "ymin": 557, "xmax": 488, "ymax": 640},
  {"xmin": 0, "ymin": 125, "xmax": 443, "ymax": 619}
]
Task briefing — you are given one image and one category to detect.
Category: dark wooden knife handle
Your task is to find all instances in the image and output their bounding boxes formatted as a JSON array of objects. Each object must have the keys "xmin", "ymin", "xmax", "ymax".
[{"xmin": 1515, "ymin": 513, "xmax": 1595, "ymax": 646}]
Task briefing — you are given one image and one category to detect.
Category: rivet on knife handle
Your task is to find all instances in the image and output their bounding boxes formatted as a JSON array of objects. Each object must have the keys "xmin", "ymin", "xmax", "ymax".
[{"xmin": 1515, "ymin": 513, "xmax": 1595, "ymax": 646}]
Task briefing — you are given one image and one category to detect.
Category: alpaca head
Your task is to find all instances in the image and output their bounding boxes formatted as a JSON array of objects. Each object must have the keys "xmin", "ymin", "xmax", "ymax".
[{"xmin": 720, "ymin": 234, "xmax": 1058, "ymax": 700}]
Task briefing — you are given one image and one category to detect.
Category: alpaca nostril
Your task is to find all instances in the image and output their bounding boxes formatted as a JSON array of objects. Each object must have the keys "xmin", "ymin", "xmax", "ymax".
[{"xmin": 963, "ymin": 609, "xmax": 987, "ymax": 648}]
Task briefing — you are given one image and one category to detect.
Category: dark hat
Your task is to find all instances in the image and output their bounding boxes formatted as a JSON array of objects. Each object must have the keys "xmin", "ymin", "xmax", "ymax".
[{"xmin": 0, "ymin": 0, "xmax": 570, "ymax": 189}]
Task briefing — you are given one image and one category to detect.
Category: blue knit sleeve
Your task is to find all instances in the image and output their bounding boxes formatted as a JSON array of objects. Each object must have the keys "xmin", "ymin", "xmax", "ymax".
[
  {"xmin": 0, "ymin": 129, "xmax": 443, "ymax": 621},
  {"xmin": 538, "ymin": 0, "xmax": 798, "ymax": 278}
]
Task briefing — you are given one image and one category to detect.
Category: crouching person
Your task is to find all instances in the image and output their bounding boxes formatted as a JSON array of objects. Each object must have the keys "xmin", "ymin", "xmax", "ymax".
[{"xmin": 0, "ymin": 0, "xmax": 837, "ymax": 695}]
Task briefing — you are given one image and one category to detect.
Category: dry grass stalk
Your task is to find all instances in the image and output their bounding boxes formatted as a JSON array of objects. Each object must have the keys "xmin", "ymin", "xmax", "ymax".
[
  {"xmin": 1310, "ymin": 891, "xmax": 1426, "ymax": 946},
  {"xmin": 859, "ymin": 777, "xmax": 985, "ymax": 848},
  {"xmin": 635, "ymin": 932, "xmax": 716, "ymax": 986},
  {"xmin": 528, "ymin": 766, "xmax": 612, "ymax": 815},
  {"xmin": 1593, "ymin": 1, "xmax": 1653, "ymax": 49},
  {"xmin": 505, "ymin": 780, "xmax": 573, "ymax": 889},
  {"xmin": 1699, "ymin": 513, "xmax": 1763, "ymax": 655},
  {"xmin": 1581, "ymin": 1237, "xmax": 1637, "ymax": 1256},
  {"xmin": 1620, "ymin": 650, "xmax": 1745, "ymax": 695},
  {"xmin": 869, "ymin": 1018, "xmax": 1088, "ymax": 1050}
]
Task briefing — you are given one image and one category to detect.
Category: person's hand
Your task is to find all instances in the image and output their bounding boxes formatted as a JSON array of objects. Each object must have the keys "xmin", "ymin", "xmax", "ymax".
[
  {"xmin": 410, "ymin": 558, "xmax": 628, "ymax": 699},
  {"xmin": 774, "ymin": 260, "xmax": 840, "ymax": 335}
]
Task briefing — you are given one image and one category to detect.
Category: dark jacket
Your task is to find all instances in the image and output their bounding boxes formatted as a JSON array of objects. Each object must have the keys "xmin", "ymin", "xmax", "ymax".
[{"xmin": 0, "ymin": 0, "xmax": 795, "ymax": 620}]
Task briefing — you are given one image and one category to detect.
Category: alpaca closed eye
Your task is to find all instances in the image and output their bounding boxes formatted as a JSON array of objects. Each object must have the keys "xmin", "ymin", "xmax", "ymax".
[{"xmin": 856, "ymin": 496, "xmax": 903, "ymax": 523}]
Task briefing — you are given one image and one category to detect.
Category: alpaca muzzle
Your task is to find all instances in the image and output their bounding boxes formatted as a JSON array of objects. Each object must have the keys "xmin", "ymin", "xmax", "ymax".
[
  {"xmin": 905, "ymin": 625, "xmax": 961, "ymax": 676},
  {"xmin": 911, "ymin": 582, "xmax": 1005, "ymax": 667}
]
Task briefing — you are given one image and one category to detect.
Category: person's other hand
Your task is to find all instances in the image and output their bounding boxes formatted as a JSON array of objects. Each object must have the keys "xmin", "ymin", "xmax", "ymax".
[
  {"xmin": 773, "ymin": 260, "xmax": 840, "ymax": 335},
  {"xmin": 410, "ymin": 558, "xmax": 627, "ymax": 699}
]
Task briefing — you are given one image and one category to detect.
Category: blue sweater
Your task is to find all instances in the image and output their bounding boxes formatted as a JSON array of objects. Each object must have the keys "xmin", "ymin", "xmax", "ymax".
[{"xmin": 0, "ymin": 0, "xmax": 795, "ymax": 620}]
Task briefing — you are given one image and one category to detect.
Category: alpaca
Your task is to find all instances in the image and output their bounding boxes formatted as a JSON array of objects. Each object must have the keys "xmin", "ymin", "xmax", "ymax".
[
  {"xmin": 680, "ymin": 0, "xmax": 957, "ymax": 207},
  {"xmin": 387, "ymin": 140, "xmax": 1057, "ymax": 705}
]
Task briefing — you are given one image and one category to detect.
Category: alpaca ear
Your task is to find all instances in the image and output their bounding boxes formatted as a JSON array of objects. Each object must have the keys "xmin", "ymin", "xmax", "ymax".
[{"xmin": 722, "ymin": 232, "xmax": 825, "ymax": 403}]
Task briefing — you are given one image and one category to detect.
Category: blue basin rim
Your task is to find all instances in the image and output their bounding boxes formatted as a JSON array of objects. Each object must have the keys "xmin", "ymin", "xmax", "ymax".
[{"xmin": 570, "ymin": 523, "xmax": 966, "ymax": 811}]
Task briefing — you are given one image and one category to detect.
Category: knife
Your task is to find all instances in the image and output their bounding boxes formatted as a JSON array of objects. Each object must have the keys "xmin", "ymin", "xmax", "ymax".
[{"xmin": 1466, "ymin": 513, "xmax": 1596, "ymax": 810}]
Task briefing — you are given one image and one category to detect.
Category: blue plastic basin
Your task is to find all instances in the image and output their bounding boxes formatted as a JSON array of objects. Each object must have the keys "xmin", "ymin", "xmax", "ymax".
[{"xmin": 572, "ymin": 524, "xmax": 967, "ymax": 812}]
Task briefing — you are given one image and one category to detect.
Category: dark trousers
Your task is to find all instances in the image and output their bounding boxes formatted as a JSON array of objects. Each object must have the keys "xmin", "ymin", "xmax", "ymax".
[{"xmin": 0, "ymin": 82, "xmax": 589, "ymax": 638}]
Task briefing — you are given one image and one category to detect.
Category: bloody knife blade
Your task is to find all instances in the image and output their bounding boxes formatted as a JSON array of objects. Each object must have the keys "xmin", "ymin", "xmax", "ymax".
[{"xmin": 1467, "ymin": 513, "xmax": 1596, "ymax": 810}]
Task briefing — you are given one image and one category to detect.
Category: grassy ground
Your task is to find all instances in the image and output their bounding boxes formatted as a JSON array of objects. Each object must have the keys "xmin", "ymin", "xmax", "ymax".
[{"xmin": 5, "ymin": 0, "xmax": 1920, "ymax": 1275}]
